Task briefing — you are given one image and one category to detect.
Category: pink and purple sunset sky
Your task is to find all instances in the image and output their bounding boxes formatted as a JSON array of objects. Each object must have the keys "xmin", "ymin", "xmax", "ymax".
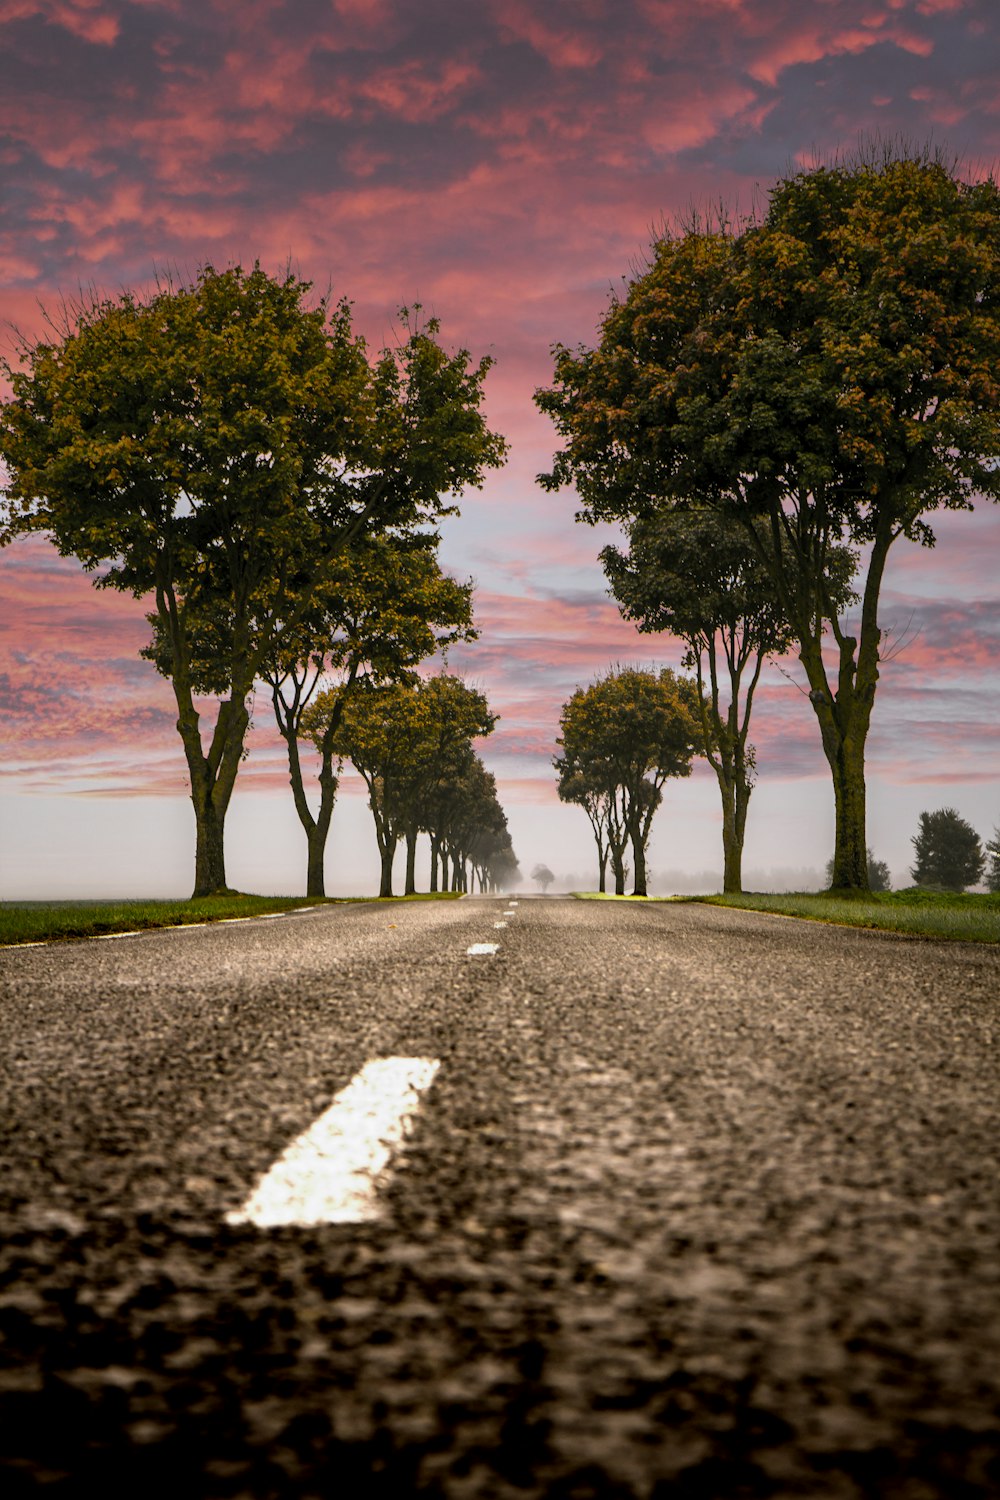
[{"xmin": 1, "ymin": 0, "xmax": 998, "ymax": 897}]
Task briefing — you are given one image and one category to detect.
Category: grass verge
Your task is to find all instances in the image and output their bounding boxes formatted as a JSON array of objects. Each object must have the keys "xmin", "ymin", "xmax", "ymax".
[
  {"xmin": 572, "ymin": 892, "xmax": 668, "ymax": 902},
  {"xmin": 0, "ymin": 889, "xmax": 463, "ymax": 945},
  {"xmin": 686, "ymin": 889, "xmax": 1000, "ymax": 944}
]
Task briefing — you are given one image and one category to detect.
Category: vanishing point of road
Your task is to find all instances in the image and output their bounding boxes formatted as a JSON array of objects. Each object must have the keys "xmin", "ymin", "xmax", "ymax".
[{"xmin": 1, "ymin": 896, "xmax": 998, "ymax": 1497}]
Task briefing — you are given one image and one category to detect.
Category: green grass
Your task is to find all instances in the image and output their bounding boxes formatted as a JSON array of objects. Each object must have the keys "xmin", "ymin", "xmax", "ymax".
[
  {"xmin": 0, "ymin": 889, "xmax": 463, "ymax": 946},
  {"xmin": 686, "ymin": 889, "xmax": 1000, "ymax": 944},
  {"xmin": 572, "ymin": 892, "xmax": 668, "ymax": 901}
]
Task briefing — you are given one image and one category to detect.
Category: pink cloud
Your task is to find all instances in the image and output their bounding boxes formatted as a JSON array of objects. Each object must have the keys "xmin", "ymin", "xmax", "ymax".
[
  {"xmin": 0, "ymin": 0, "xmax": 118, "ymax": 44},
  {"xmin": 494, "ymin": 1, "xmax": 606, "ymax": 69}
]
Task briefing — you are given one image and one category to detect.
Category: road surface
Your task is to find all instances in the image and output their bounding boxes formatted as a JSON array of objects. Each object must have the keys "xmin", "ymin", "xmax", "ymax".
[{"xmin": 1, "ymin": 896, "xmax": 998, "ymax": 1497}]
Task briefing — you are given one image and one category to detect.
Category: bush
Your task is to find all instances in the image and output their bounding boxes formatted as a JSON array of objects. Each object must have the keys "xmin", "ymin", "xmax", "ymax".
[{"xmin": 910, "ymin": 808, "xmax": 985, "ymax": 892}]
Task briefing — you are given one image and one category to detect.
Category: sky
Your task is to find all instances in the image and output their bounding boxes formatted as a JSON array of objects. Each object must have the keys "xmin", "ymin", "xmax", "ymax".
[{"xmin": 1, "ymin": 0, "xmax": 998, "ymax": 898}]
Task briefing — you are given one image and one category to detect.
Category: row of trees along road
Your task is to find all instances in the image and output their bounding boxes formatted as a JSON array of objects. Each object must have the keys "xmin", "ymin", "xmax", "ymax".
[
  {"xmin": 0, "ymin": 266, "xmax": 507, "ymax": 896},
  {"xmin": 555, "ymin": 666, "xmax": 701, "ymax": 897},
  {"xmin": 537, "ymin": 146, "xmax": 1000, "ymax": 891},
  {"xmin": 302, "ymin": 673, "xmax": 518, "ymax": 898}
]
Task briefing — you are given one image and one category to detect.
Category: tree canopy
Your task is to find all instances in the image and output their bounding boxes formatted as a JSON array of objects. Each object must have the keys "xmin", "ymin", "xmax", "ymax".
[
  {"xmin": 910, "ymin": 808, "xmax": 985, "ymax": 892},
  {"xmin": 555, "ymin": 666, "xmax": 700, "ymax": 896},
  {"xmin": 537, "ymin": 148, "xmax": 1000, "ymax": 890}
]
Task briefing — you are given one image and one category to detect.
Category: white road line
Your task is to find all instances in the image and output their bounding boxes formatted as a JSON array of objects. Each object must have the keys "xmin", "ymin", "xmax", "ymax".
[
  {"xmin": 173, "ymin": 922, "xmax": 208, "ymax": 930},
  {"xmin": 225, "ymin": 1057, "xmax": 440, "ymax": 1228},
  {"xmin": 217, "ymin": 917, "xmax": 255, "ymax": 924},
  {"xmin": 1, "ymin": 942, "xmax": 47, "ymax": 949},
  {"xmin": 94, "ymin": 930, "xmax": 142, "ymax": 940},
  {"xmin": 467, "ymin": 942, "xmax": 500, "ymax": 955},
  {"xmin": 493, "ymin": 921, "xmax": 508, "ymax": 929}
]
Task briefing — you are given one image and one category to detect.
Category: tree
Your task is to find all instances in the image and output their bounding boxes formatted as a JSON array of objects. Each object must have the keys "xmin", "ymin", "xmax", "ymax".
[
  {"xmin": 554, "ymin": 667, "xmax": 700, "ymax": 896},
  {"xmin": 555, "ymin": 761, "xmax": 614, "ymax": 893},
  {"xmin": 1, "ymin": 267, "xmax": 506, "ymax": 895},
  {"xmin": 986, "ymin": 826, "xmax": 1000, "ymax": 894},
  {"xmin": 435, "ymin": 753, "xmax": 504, "ymax": 894},
  {"xmin": 537, "ymin": 148, "xmax": 1000, "ymax": 890},
  {"xmin": 397, "ymin": 675, "xmax": 496, "ymax": 895},
  {"xmin": 319, "ymin": 674, "xmax": 496, "ymax": 897},
  {"xmin": 825, "ymin": 848, "xmax": 891, "ymax": 892},
  {"xmin": 601, "ymin": 506, "xmax": 825, "ymax": 893},
  {"xmin": 910, "ymin": 809, "xmax": 985, "ymax": 891},
  {"xmin": 264, "ymin": 537, "xmax": 475, "ymax": 896},
  {"xmin": 531, "ymin": 863, "xmax": 555, "ymax": 894}
]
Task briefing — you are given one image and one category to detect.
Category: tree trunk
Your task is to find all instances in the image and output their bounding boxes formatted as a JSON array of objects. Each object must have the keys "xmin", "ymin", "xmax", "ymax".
[
  {"xmin": 715, "ymin": 761, "xmax": 751, "ymax": 895},
  {"xmin": 404, "ymin": 828, "xmax": 418, "ymax": 896},
  {"xmin": 598, "ymin": 852, "xmax": 607, "ymax": 894},
  {"xmin": 306, "ymin": 826, "xmax": 326, "ymax": 898},
  {"xmin": 379, "ymin": 840, "xmax": 396, "ymax": 899},
  {"xmin": 305, "ymin": 753, "xmax": 339, "ymax": 898},
  {"xmin": 440, "ymin": 849, "xmax": 449, "ymax": 892},
  {"xmin": 429, "ymin": 835, "xmax": 439, "ymax": 893},
  {"xmin": 630, "ymin": 820, "xmax": 648, "ymax": 897},
  {"xmin": 179, "ymin": 696, "xmax": 248, "ymax": 899},
  {"xmin": 828, "ymin": 735, "xmax": 869, "ymax": 889},
  {"xmin": 192, "ymin": 793, "xmax": 229, "ymax": 897},
  {"xmin": 611, "ymin": 848, "xmax": 626, "ymax": 896}
]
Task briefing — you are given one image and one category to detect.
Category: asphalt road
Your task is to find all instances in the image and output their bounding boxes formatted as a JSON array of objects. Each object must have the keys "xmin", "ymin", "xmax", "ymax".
[{"xmin": 1, "ymin": 896, "xmax": 998, "ymax": 1498}]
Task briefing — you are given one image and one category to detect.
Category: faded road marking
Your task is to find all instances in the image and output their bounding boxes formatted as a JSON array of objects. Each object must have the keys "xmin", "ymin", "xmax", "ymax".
[{"xmin": 467, "ymin": 942, "xmax": 500, "ymax": 955}]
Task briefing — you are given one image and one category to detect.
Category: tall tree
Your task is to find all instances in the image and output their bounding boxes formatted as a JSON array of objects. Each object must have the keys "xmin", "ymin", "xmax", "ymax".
[
  {"xmin": 265, "ymin": 537, "xmax": 475, "ymax": 896},
  {"xmin": 1, "ymin": 268, "xmax": 506, "ymax": 895},
  {"xmin": 555, "ymin": 761, "xmax": 613, "ymax": 893},
  {"xmin": 437, "ymin": 754, "xmax": 504, "ymax": 893},
  {"xmin": 398, "ymin": 674, "xmax": 496, "ymax": 895},
  {"xmin": 555, "ymin": 667, "xmax": 700, "ymax": 896},
  {"xmin": 602, "ymin": 508, "xmax": 803, "ymax": 893},
  {"xmin": 910, "ymin": 808, "xmax": 985, "ymax": 891},
  {"xmin": 537, "ymin": 149, "xmax": 1000, "ymax": 889}
]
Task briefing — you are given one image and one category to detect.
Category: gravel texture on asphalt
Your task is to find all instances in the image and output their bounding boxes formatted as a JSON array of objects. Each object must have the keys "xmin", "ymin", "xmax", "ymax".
[{"xmin": 1, "ymin": 895, "xmax": 998, "ymax": 1498}]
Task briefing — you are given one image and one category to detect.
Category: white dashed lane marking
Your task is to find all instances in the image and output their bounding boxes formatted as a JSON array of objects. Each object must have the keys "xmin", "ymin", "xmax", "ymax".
[
  {"xmin": 94, "ymin": 930, "xmax": 142, "ymax": 940},
  {"xmin": 467, "ymin": 943, "xmax": 500, "ymax": 956},
  {"xmin": 225, "ymin": 1057, "xmax": 441, "ymax": 1228}
]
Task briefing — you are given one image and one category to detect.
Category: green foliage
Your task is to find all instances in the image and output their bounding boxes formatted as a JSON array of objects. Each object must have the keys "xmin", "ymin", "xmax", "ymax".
[
  {"xmin": 910, "ymin": 808, "xmax": 985, "ymax": 892},
  {"xmin": 537, "ymin": 148, "xmax": 1000, "ymax": 891},
  {"xmin": 599, "ymin": 506, "xmax": 842, "ymax": 892},
  {"xmin": 0, "ymin": 265, "xmax": 506, "ymax": 895},
  {"xmin": 986, "ymin": 826, "xmax": 1000, "ymax": 894},
  {"xmin": 555, "ymin": 666, "xmax": 700, "ymax": 895},
  {"xmin": 825, "ymin": 847, "xmax": 892, "ymax": 891},
  {"xmin": 307, "ymin": 673, "xmax": 502, "ymax": 895}
]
